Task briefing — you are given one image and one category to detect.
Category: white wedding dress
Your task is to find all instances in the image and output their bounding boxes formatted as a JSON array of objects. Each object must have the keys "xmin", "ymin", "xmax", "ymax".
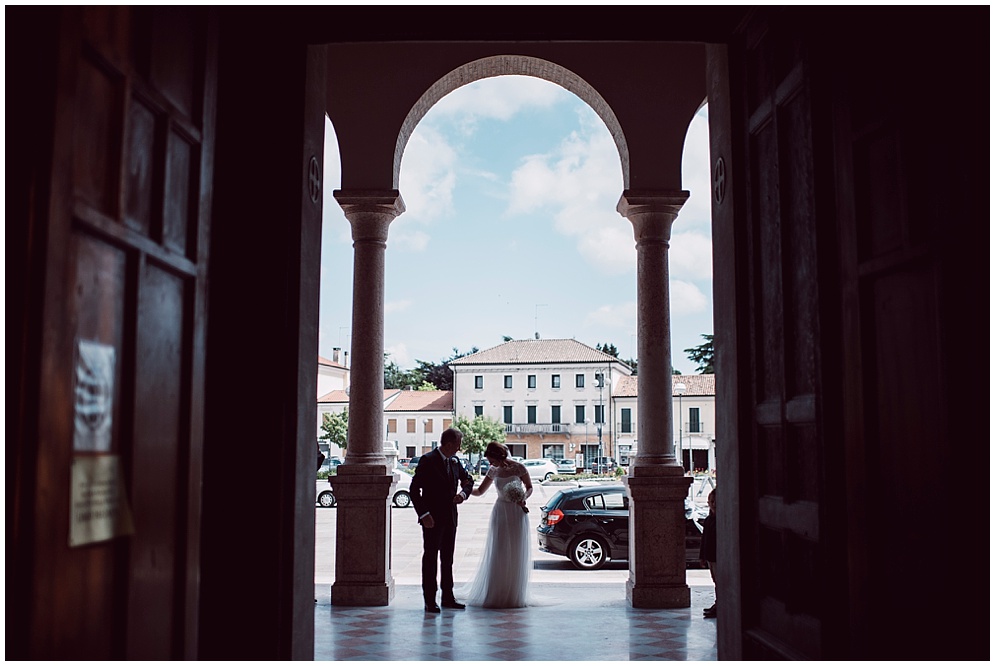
[{"xmin": 460, "ymin": 466, "xmax": 533, "ymax": 608}]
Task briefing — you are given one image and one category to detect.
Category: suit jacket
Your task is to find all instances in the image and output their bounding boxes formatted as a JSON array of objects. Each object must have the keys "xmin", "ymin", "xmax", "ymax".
[{"xmin": 410, "ymin": 448, "xmax": 474, "ymax": 527}]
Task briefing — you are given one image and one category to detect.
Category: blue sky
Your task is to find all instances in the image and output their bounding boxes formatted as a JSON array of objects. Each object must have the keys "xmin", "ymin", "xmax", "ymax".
[{"xmin": 319, "ymin": 76, "xmax": 713, "ymax": 375}]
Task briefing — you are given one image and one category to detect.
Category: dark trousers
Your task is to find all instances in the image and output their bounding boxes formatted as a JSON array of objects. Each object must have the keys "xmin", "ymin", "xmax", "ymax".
[{"xmin": 421, "ymin": 521, "xmax": 457, "ymax": 603}]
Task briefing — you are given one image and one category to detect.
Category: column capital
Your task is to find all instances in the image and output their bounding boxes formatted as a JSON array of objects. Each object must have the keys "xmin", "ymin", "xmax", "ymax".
[
  {"xmin": 332, "ymin": 189, "xmax": 406, "ymax": 216},
  {"xmin": 334, "ymin": 190, "xmax": 406, "ymax": 242},
  {"xmin": 616, "ymin": 189, "xmax": 689, "ymax": 218}
]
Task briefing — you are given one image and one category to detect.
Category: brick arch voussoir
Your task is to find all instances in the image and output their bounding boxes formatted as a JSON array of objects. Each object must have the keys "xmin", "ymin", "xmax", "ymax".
[{"xmin": 393, "ymin": 54, "xmax": 630, "ymax": 189}]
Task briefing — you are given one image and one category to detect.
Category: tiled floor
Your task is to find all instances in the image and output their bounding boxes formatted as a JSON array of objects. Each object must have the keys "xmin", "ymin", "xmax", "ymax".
[{"xmin": 314, "ymin": 581, "xmax": 718, "ymax": 661}]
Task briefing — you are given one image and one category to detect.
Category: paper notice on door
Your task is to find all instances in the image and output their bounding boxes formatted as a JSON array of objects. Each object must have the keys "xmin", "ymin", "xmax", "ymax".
[
  {"xmin": 69, "ymin": 455, "xmax": 135, "ymax": 547},
  {"xmin": 73, "ymin": 339, "xmax": 116, "ymax": 452}
]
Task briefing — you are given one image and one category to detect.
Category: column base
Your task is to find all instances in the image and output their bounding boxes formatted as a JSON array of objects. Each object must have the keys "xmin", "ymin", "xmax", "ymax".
[
  {"xmin": 330, "ymin": 580, "xmax": 395, "ymax": 606},
  {"xmin": 625, "ymin": 471, "xmax": 693, "ymax": 609},
  {"xmin": 329, "ymin": 472, "xmax": 395, "ymax": 607},
  {"xmin": 627, "ymin": 579, "xmax": 691, "ymax": 608}
]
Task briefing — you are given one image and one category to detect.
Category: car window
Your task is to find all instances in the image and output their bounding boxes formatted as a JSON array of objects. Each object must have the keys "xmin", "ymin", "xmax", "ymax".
[
  {"xmin": 584, "ymin": 494, "xmax": 606, "ymax": 510},
  {"xmin": 603, "ymin": 492, "xmax": 626, "ymax": 510}
]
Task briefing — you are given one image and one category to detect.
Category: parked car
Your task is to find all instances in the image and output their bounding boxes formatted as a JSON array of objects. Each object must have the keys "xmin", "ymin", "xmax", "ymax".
[
  {"xmin": 522, "ymin": 458, "xmax": 559, "ymax": 482},
  {"xmin": 510, "ymin": 456, "xmax": 525, "ymax": 463},
  {"xmin": 406, "ymin": 455, "xmax": 421, "ymax": 469},
  {"xmin": 556, "ymin": 459, "xmax": 577, "ymax": 474},
  {"xmin": 316, "ymin": 479, "xmax": 336, "ymax": 508},
  {"xmin": 315, "ymin": 467, "xmax": 414, "ymax": 508},
  {"xmin": 588, "ymin": 456, "xmax": 617, "ymax": 475},
  {"xmin": 318, "ymin": 456, "xmax": 343, "ymax": 475},
  {"xmin": 390, "ymin": 467, "xmax": 413, "ymax": 508},
  {"xmin": 537, "ymin": 485, "xmax": 703, "ymax": 570}
]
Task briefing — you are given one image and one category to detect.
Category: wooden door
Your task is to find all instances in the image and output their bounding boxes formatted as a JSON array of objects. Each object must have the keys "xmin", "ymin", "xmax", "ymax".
[
  {"xmin": 709, "ymin": 9, "xmax": 847, "ymax": 659},
  {"xmin": 711, "ymin": 7, "xmax": 987, "ymax": 660},
  {"xmin": 9, "ymin": 7, "xmax": 216, "ymax": 659}
]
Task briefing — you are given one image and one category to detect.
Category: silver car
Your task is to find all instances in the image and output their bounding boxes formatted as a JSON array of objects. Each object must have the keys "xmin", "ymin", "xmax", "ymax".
[
  {"xmin": 522, "ymin": 458, "xmax": 559, "ymax": 482},
  {"xmin": 315, "ymin": 468, "xmax": 413, "ymax": 508},
  {"xmin": 556, "ymin": 459, "xmax": 577, "ymax": 474}
]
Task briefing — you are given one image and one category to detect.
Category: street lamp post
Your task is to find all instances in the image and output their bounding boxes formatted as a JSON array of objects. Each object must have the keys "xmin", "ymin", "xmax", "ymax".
[
  {"xmin": 597, "ymin": 369, "xmax": 605, "ymax": 473},
  {"xmin": 674, "ymin": 382, "xmax": 687, "ymax": 473},
  {"xmin": 584, "ymin": 419, "xmax": 590, "ymax": 471}
]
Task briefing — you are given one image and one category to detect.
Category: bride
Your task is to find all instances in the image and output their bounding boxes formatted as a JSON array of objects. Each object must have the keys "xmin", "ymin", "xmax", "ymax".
[{"xmin": 461, "ymin": 442, "xmax": 533, "ymax": 608}]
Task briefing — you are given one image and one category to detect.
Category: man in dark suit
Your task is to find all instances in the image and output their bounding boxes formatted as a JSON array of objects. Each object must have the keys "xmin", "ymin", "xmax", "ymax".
[{"xmin": 410, "ymin": 427, "xmax": 474, "ymax": 613}]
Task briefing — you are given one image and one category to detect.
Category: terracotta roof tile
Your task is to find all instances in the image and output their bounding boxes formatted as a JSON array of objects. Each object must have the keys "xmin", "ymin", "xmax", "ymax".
[
  {"xmin": 613, "ymin": 374, "xmax": 714, "ymax": 397},
  {"xmin": 318, "ymin": 355, "xmax": 348, "ymax": 370},
  {"xmin": 318, "ymin": 388, "xmax": 399, "ymax": 404},
  {"xmin": 384, "ymin": 390, "xmax": 454, "ymax": 412},
  {"xmin": 449, "ymin": 339, "xmax": 630, "ymax": 368}
]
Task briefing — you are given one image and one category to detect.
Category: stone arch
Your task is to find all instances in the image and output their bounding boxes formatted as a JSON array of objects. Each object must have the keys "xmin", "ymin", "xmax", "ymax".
[{"xmin": 392, "ymin": 55, "xmax": 630, "ymax": 189}]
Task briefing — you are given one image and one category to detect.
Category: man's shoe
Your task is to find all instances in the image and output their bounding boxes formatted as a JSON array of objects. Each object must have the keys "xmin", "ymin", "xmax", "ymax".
[
  {"xmin": 441, "ymin": 599, "xmax": 466, "ymax": 609},
  {"xmin": 425, "ymin": 603, "xmax": 441, "ymax": 613},
  {"xmin": 703, "ymin": 607, "xmax": 717, "ymax": 618}
]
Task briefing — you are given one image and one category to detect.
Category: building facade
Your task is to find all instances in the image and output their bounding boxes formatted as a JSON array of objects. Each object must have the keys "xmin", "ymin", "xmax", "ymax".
[
  {"xmin": 383, "ymin": 389, "xmax": 454, "ymax": 460},
  {"xmin": 450, "ymin": 339, "xmax": 632, "ymax": 466},
  {"xmin": 613, "ymin": 374, "xmax": 716, "ymax": 472},
  {"xmin": 316, "ymin": 349, "xmax": 349, "ymax": 398}
]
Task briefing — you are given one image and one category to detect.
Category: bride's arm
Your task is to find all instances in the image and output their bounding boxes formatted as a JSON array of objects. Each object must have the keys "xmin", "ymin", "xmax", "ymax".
[
  {"xmin": 519, "ymin": 466, "xmax": 533, "ymax": 499},
  {"xmin": 471, "ymin": 475, "xmax": 493, "ymax": 496}
]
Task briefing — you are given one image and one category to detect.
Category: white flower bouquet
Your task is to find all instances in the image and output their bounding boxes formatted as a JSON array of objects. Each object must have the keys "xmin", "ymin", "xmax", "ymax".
[{"xmin": 502, "ymin": 478, "xmax": 529, "ymax": 513}]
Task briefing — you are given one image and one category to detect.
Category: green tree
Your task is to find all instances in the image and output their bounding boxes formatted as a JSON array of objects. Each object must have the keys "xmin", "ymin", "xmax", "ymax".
[
  {"xmin": 320, "ymin": 409, "xmax": 349, "ymax": 451},
  {"xmin": 384, "ymin": 353, "xmax": 424, "ymax": 389},
  {"xmin": 453, "ymin": 414, "xmax": 506, "ymax": 471},
  {"xmin": 684, "ymin": 334, "xmax": 715, "ymax": 374},
  {"xmin": 595, "ymin": 342, "xmax": 619, "ymax": 358},
  {"xmin": 413, "ymin": 347, "xmax": 478, "ymax": 391},
  {"xmin": 416, "ymin": 380, "xmax": 438, "ymax": 391}
]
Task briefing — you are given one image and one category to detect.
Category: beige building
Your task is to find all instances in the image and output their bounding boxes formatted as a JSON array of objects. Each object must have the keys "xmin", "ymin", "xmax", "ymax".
[
  {"xmin": 316, "ymin": 349, "xmax": 349, "ymax": 397},
  {"xmin": 449, "ymin": 339, "xmax": 632, "ymax": 465},
  {"xmin": 613, "ymin": 374, "xmax": 716, "ymax": 472},
  {"xmin": 383, "ymin": 389, "xmax": 454, "ymax": 460}
]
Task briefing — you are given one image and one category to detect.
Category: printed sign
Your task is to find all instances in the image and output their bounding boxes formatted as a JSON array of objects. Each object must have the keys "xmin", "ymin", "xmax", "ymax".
[
  {"xmin": 73, "ymin": 339, "xmax": 116, "ymax": 452},
  {"xmin": 69, "ymin": 455, "xmax": 134, "ymax": 547}
]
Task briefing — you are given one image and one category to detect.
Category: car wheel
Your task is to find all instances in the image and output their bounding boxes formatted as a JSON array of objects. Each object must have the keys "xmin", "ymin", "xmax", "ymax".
[
  {"xmin": 318, "ymin": 491, "xmax": 336, "ymax": 508},
  {"xmin": 393, "ymin": 490, "xmax": 412, "ymax": 508},
  {"xmin": 543, "ymin": 472, "xmax": 554, "ymax": 481},
  {"xmin": 569, "ymin": 535, "xmax": 609, "ymax": 570}
]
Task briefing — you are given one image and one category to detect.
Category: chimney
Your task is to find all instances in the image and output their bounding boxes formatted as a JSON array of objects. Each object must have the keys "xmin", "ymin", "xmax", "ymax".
[
  {"xmin": 332, "ymin": 347, "xmax": 340, "ymax": 364},
  {"xmin": 343, "ymin": 351, "xmax": 349, "ymax": 368}
]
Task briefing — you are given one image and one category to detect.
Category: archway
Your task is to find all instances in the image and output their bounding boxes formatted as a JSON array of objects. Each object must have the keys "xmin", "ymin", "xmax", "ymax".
[{"xmin": 324, "ymin": 42, "xmax": 707, "ymax": 610}]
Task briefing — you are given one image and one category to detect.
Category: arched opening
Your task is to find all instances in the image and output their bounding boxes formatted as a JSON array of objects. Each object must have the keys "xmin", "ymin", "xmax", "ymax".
[{"xmin": 319, "ymin": 48, "xmax": 710, "ymax": 632}]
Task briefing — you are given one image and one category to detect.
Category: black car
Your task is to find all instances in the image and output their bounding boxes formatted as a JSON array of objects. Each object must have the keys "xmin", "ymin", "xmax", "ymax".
[{"xmin": 537, "ymin": 485, "xmax": 703, "ymax": 570}]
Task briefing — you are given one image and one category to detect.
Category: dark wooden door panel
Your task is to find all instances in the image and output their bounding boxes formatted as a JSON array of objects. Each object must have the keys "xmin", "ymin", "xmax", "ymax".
[{"xmin": 17, "ymin": 7, "xmax": 216, "ymax": 659}]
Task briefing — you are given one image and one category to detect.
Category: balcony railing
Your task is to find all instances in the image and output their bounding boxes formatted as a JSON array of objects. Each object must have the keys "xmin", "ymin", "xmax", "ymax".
[{"xmin": 503, "ymin": 422, "xmax": 606, "ymax": 436}]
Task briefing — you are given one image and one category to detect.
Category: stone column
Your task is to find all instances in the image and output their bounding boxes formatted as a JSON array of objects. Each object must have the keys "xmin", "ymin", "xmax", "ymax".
[
  {"xmin": 329, "ymin": 190, "xmax": 404, "ymax": 606},
  {"xmin": 617, "ymin": 190, "xmax": 693, "ymax": 609}
]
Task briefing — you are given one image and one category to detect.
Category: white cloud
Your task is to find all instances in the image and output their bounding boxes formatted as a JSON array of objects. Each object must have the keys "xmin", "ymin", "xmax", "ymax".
[
  {"xmin": 385, "ymin": 342, "xmax": 411, "ymax": 367},
  {"xmin": 506, "ymin": 121, "xmax": 628, "ymax": 274},
  {"xmin": 680, "ymin": 106, "xmax": 713, "ymax": 232},
  {"xmin": 584, "ymin": 302, "xmax": 637, "ymax": 330},
  {"xmin": 669, "ymin": 280, "xmax": 709, "ymax": 316},
  {"xmin": 384, "ymin": 300, "xmax": 413, "ymax": 314},
  {"xmin": 431, "ymin": 75, "xmax": 568, "ymax": 124},
  {"xmin": 398, "ymin": 125, "xmax": 458, "ymax": 224},
  {"xmin": 669, "ymin": 231, "xmax": 713, "ymax": 281},
  {"xmin": 387, "ymin": 226, "xmax": 430, "ymax": 252}
]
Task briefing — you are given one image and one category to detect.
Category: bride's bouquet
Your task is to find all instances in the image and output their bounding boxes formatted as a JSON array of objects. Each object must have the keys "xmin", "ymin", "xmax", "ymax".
[{"xmin": 502, "ymin": 478, "xmax": 529, "ymax": 513}]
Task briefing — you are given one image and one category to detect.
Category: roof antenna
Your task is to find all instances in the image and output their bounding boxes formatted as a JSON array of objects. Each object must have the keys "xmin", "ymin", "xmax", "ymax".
[{"xmin": 534, "ymin": 303, "xmax": 547, "ymax": 340}]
